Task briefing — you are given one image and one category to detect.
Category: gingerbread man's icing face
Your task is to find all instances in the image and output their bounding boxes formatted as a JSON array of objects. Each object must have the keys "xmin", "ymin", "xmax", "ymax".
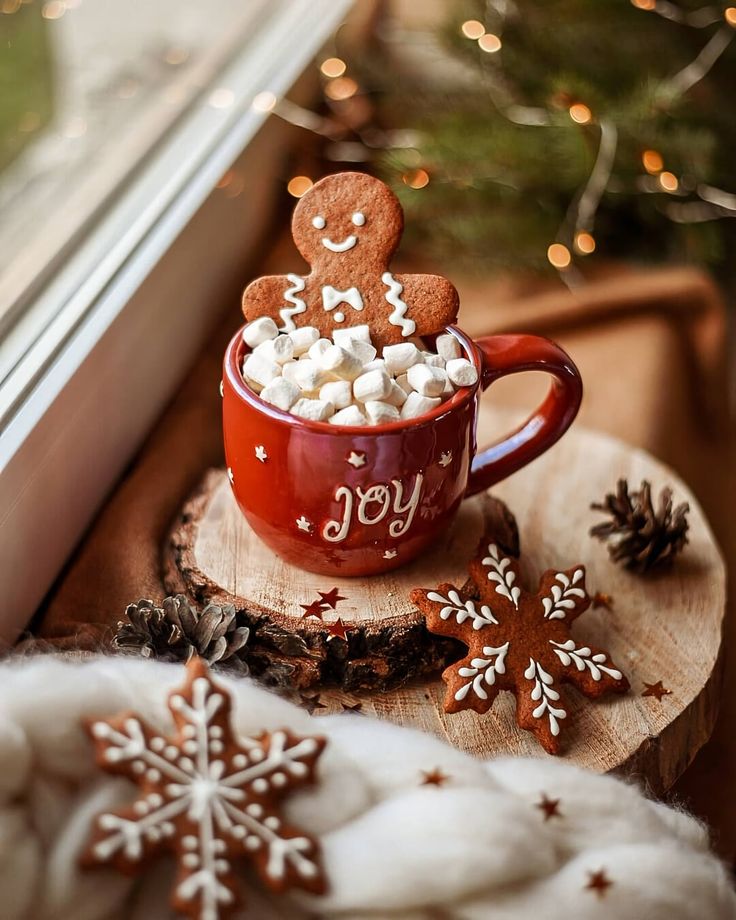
[
  {"xmin": 291, "ymin": 172, "xmax": 403, "ymax": 268},
  {"xmin": 242, "ymin": 171, "xmax": 459, "ymax": 347}
]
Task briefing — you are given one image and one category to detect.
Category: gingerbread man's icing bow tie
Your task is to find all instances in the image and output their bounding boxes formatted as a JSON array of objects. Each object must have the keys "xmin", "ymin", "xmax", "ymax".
[{"xmin": 241, "ymin": 172, "xmax": 459, "ymax": 349}]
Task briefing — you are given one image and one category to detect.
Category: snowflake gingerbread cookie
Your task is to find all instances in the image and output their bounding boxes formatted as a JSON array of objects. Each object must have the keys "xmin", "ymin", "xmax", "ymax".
[
  {"xmin": 81, "ymin": 658, "xmax": 327, "ymax": 919},
  {"xmin": 241, "ymin": 171, "xmax": 459, "ymax": 348},
  {"xmin": 411, "ymin": 534, "xmax": 629, "ymax": 754}
]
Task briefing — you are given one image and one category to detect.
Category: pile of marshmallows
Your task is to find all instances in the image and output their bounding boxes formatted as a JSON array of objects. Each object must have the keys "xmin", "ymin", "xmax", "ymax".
[{"xmin": 240, "ymin": 317, "xmax": 478, "ymax": 426}]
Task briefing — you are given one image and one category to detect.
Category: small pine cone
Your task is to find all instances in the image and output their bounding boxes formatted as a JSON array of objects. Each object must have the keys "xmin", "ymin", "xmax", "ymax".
[
  {"xmin": 113, "ymin": 595, "xmax": 250, "ymax": 671},
  {"xmin": 590, "ymin": 479, "xmax": 689, "ymax": 574}
]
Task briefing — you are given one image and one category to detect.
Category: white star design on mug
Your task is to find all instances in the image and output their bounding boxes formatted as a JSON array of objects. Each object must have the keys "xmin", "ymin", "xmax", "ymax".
[
  {"xmin": 296, "ymin": 516, "xmax": 312, "ymax": 533},
  {"xmin": 227, "ymin": 467, "xmax": 234, "ymax": 484},
  {"xmin": 383, "ymin": 549, "xmax": 397, "ymax": 559},
  {"xmin": 255, "ymin": 445, "xmax": 268, "ymax": 463},
  {"xmin": 347, "ymin": 451, "xmax": 366, "ymax": 469},
  {"xmin": 439, "ymin": 451, "xmax": 453, "ymax": 467}
]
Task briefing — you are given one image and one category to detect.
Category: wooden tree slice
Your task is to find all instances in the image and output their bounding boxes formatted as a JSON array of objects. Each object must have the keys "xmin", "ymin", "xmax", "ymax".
[{"xmin": 164, "ymin": 413, "xmax": 725, "ymax": 790}]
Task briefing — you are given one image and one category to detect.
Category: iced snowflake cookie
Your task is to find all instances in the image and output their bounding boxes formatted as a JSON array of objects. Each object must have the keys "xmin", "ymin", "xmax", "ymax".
[
  {"xmin": 241, "ymin": 171, "xmax": 459, "ymax": 348},
  {"xmin": 81, "ymin": 658, "xmax": 327, "ymax": 919},
  {"xmin": 411, "ymin": 534, "xmax": 629, "ymax": 754}
]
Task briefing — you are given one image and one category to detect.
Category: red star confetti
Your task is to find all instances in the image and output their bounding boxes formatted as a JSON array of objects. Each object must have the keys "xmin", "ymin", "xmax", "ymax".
[
  {"xmin": 585, "ymin": 869, "xmax": 614, "ymax": 898},
  {"xmin": 642, "ymin": 680, "xmax": 671, "ymax": 701},
  {"xmin": 326, "ymin": 618, "xmax": 349, "ymax": 642},
  {"xmin": 421, "ymin": 768, "xmax": 451, "ymax": 787},
  {"xmin": 300, "ymin": 599, "xmax": 328, "ymax": 621},
  {"xmin": 536, "ymin": 794, "xmax": 562, "ymax": 821},
  {"xmin": 411, "ymin": 531, "xmax": 629, "ymax": 754},
  {"xmin": 318, "ymin": 588, "xmax": 347, "ymax": 609},
  {"xmin": 81, "ymin": 658, "xmax": 327, "ymax": 919}
]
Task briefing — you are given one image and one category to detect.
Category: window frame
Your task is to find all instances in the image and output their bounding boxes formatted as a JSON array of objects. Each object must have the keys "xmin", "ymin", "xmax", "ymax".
[{"xmin": 0, "ymin": 0, "xmax": 355, "ymax": 640}]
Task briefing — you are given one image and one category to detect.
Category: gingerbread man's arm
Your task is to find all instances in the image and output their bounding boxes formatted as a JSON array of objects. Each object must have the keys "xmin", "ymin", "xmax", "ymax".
[
  {"xmin": 393, "ymin": 273, "xmax": 460, "ymax": 336},
  {"xmin": 242, "ymin": 273, "xmax": 308, "ymax": 332}
]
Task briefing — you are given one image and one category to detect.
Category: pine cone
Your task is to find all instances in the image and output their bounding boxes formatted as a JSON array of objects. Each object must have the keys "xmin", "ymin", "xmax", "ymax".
[
  {"xmin": 113, "ymin": 595, "xmax": 250, "ymax": 671},
  {"xmin": 590, "ymin": 479, "xmax": 689, "ymax": 573}
]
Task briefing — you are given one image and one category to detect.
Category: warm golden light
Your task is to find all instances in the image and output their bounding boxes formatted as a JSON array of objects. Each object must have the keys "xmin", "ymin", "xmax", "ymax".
[
  {"xmin": 659, "ymin": 171, "xmax": 679, "ymax": 191},
  {"xmin": 1, "ymin": 0, "xmax": 21, "ymax": 14},
  {"xmin": 461, "ymin": 19, "xmax": 485, "ymax": 39},
  {"xmin": 478, "ymin": 33, "xmax": 502, "ymax": 53},
  {"xmin": 287, "ymin": 176, "xmax": 313, "ymax": 198},
  {"xmin": 209, "ymin": 88, "xmax": 234, "ymax": 109},
  {"xmin": 574, "ymin": 231, "xmax": 596, "ymax": 255},
  {"xmin": 547, "ymin": 243, "xmax": 572, "ymax": 269},
  {"xmin": 252, "ymin": 91, "xmax": 277, "ymax": 113},
  {"xmin": 641, "ymin": 149, "xmax": 663, "ymax": 174},
  {"xmin": 42, "ymin": 0, "xmax": 65, "ymax": 18},
  {"xmin": 725, "ymin": 7, "xmax": 736, "ymax": 26},
  {"xmin": 324, "ymin": 77, "xmax": 358, "ymax": 101},
  {"xmin": 402, "ymin": 168, "xmax": 430, "ymax": 189},
  {"xmin": 631, "ymin": 0, "xmax": 655, "ymax": 9},
  {"xmin": 320, "ymin": 57, "xmax": 346, "ymax": 78},
  {"xmin": 163, "ymin": 46, "xmax": 189, "ymax": 66},
  {"xmin": 569, "ymin": 103, "xmax": 592, "ymax": 124},
  {"xmin": 216, "ymin": 170, "xmax": 234, "ymax": 190}
]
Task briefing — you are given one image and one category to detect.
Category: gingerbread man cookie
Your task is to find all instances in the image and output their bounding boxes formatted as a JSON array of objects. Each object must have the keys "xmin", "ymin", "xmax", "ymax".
[{"xmin": 242, "ymin": 172, "xmax": 459, "ymax": 348}]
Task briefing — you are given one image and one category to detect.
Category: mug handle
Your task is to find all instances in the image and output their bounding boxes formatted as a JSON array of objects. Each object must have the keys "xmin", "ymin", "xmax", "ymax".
[{"xmin": 465, "ymin": 334, "xmax": 583, "ymax": 497}]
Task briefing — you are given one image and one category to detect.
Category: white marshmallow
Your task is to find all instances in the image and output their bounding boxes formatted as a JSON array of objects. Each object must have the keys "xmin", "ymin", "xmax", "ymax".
[
  {"xmin": 288, "ymin": 326, "xmax": 320, "ymax": 356},
  {"xmin": 329, "ymin": 405, "xmax": 368, "ymax": 426},
  {"xmin": 292, "ymin": 359, "xmax": 329, "ymax": 392},
  {"xmin": 320, "ymin": 380, "xmax": 353, "ymax": 410},
  {"xmin": 259, "ymin": 377, "xmax": 300, "ymax": 411},
  {"xmin": 396, "ymin": 373, "xmax": 413, "ymax": 395},
  {"xmin": 242, "ymin": 353, "xmax": 281, "ymax": 390},
  {"xmin": 362, "ymin": 358, "xmax": 386, "ymax": 374},
  {"xmin": 385, "ymin": 380, "xmax": 408, "ymax": 408},
  {"xmin": 242, "ymin": 316, "xmax": 279, "ymax": 348},
  {"xmin": 254, "ymin": 335, "xmax": 294, "ymax": 365},
  {"xmin": 400, "ymin": 391, "xmax": 442, "ymax": 420},
  {"xmin": 316, "ymin": 344, "xmax": 364, "ymax": 381},
  {"xmin": 308, "ymin": 338, "xmax": 333, "ymax": 362},
  {"xmin": 446, "ymin": 357, "xmax": 479, "ymax": 387},
  {"xmin": 422, "ymin": 351, "xmax": 446, "ymax": 369},
  {"xmin": 333, "ymin": 324, "xmax": 371, "ymax": 346},
  {"xmin": 436, "ymin": 333, "xmax": 462, "ymax": 362},
  {"xmin": 353, "ymin": 368, "xmax": 392, "ymax": 403},
  {"xmin": 290, "ymin": 397, "xmax": 334, "ymax": 422},
  {"xmin": 365, "ymin": 400, "xmax": 400, "ymax": 425},
  {"xmin": 382, "ymin": 342, "xmax": 422, "ymax": 376},
  {"xmin": 407, "ymin": 363, "xmax": 447, "ymax": 397},
  {"xmin": 342, "ymin": 337, "xmax": 377, "ymax": 365},
  {"xmin": 282, "ymin": 361, "xmax": 298, "ymax": 384}
]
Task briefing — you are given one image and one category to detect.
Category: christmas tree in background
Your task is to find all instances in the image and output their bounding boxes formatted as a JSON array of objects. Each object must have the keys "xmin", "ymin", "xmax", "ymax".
[{"xmin": 351, "ymin": 0, "xmax": 736, "ymax": 283}]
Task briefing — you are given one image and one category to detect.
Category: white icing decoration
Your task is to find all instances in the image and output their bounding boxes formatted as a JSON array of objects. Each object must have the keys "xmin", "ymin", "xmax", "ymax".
[
  {"xmin": 296, "ymin": 515, "xmax": 312, "ymax": 532},
  {"xmin": 481, "ymin": 544, "xmax": 521, "ymax": 609},
  {"xmin": 334, "ymin": 311, "xmax": 345, "ymax": 323},
  {"xmin": 351, "ymin": 211, "xmax": 366, "ymax": 226},
  {"xmin": 382, "ymin": 272, "xmax": 416, "ymax": 337},
  {"xmin": 322, "ymin": 473, "xmax": 424, "ymax": 544},
  {"xmin": 322, "ymin": 235, "xmax": 357, "ymax": 252},
  {"xmin": 524, "ymin": 658, "xmax": 566, "ymax": 736},
  {"xmin": 322, "ymin": 285, "xmax": 364, "ymax": 314},
  {"xmin": 311, "ymin": 215, "xmax": 325, "ymax": 229},
  {"xmin": 90, "ymin": 678, "xmax": 321, "ymax": 913},
  {"xmin": 550, "ymin": 639, "xmax": 623, "ymax": 681},
  {"xmin": 280, "ymin": 273, "xmax": 307, "ymax": 332},
  {"xmin": 541, "ymin": 570, "xmax": 585, "ymax": 620},
  {"xmin": 454, "ymin": 643, "xmax": 509, "ymax": 701},
  {"xmin": 426, "ymin": 589, "xmax": 498, "ymax": 630}
]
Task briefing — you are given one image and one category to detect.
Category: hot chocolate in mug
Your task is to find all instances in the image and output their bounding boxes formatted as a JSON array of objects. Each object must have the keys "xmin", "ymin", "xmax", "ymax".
[{"xmin": 222, "ymin": 324, "xmax": 582, "ymax": 577}]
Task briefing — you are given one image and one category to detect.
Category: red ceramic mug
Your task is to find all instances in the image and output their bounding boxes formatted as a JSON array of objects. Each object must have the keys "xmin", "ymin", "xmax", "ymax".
[{"xmin": 222, "ymin": 325, "xmax": 582, "ymax": 577}]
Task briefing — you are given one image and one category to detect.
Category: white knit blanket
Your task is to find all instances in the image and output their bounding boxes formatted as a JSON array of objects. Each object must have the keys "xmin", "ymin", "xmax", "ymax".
[{"xmin": 0, "ymin": 655, "xmax": 733, "ymax": 920}]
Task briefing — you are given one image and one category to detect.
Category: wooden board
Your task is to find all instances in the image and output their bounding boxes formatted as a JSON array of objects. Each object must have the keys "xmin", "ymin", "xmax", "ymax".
[{"xmin": 164, "ymin": 413, "xmax": 725, "ymax": 791}]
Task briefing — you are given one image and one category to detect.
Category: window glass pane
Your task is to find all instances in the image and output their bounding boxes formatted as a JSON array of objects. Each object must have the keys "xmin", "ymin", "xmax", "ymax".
[{"xmin": 0, "ymin": 0, "xmax": 265, "ymax": 326}]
